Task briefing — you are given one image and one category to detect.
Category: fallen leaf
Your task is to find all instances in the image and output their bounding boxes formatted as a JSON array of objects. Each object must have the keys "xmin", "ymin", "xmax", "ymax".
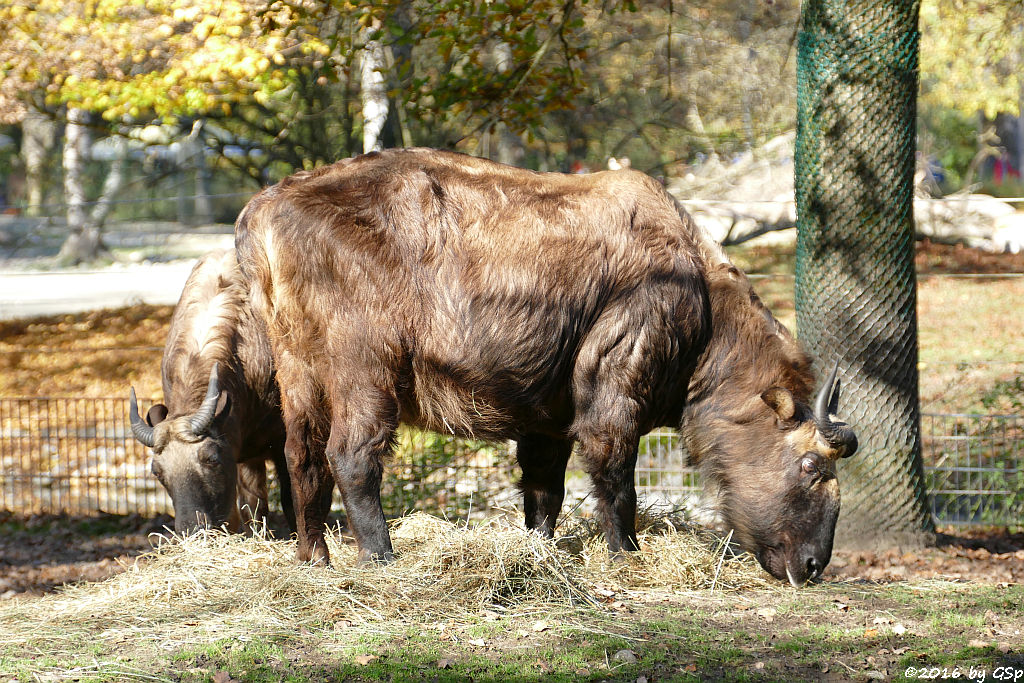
[
  {"xmin": 637, "ymin": 676, "xmax": 649, "ymax": 683},
  {"xmin": 834, "ymin": 602, "xmax": 850, "ymax": 612},
  {"xmin": 534, "ymin": 659, "xmax": 553, "ymax": 674},
  {"xmin": 613, "ymin": 649, "xmax": 638, "ymax": 664},
  {"xmin": 532, "ymin": 620, "xmax": 551, "ymax": 632},
  {"xmin": 212, "ymin": 673, "xmax": 238, "ymax": 683},
  {"xmin": 968, "ymin": 639, "xmax": 991, "ymax": 649},
  {"xmin": 892, "ymin": 623, "xmax": 907, "ymax": 636},
  {"xmin": 436, "ymin": 658, "xmax": 455, "ymax": 670},
  {"xmin": 353, "ymin": 655, "xmax": 378, "ymax": 666},
  {"xmin": 872, "ymin": 616, "xmax": 892, "ymax": 626},
  {"xmin": 756, "ymin": 607, "xmax": 776, "ymax": 623},
  {"xmin": 863, "ymin": 628, "xmax": 879, "ymax": 639},
  {"xmin": 469, "ymin": 638, "xmax": 486, "ymax": 647},
  {"xmin": 684, "ymin": 663, "xmax": 697, "ymax": 672}
]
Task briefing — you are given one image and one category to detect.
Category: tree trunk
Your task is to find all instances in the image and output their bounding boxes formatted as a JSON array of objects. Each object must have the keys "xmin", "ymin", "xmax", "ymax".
[
  {"xmin": 360, "ymin": 22, "xmax": 389, "ymax": 154},
  {"xmin": 191, "ymin": 120, "xmax": 213, "ymax": 224},
  {"xmin": 58, "ymin": 107, "xmax": 103, "ymax": 265},
  {"xmin": 89, "ymin": 131, "xmax": 129, "ymax": 228},
  {"xmin": 491, "ymin": 42, "xmax": 524, "ymax": 166},
  {"xmin": 176, "ymin": 120, "xmax": 207, "ymax": 225},
  {"xmin": 388, "ymin": 1, "xmax": 414, "ymax": 148},
  {"xmin": 794, "ymin": 0, "xmax": 934, "ymax": 550},
  {"xmin": 22, "ymin": 108, "xmax": 57, "ymax": 217}
]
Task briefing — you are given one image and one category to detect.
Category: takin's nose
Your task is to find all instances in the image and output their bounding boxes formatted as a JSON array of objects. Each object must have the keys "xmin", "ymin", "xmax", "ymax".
[
  {"xmin": 174, "ymin": 511, "xmax": 212, "ymax": 535},
  {"xmin": 802, "ymin": 553, "xmax": 826, "ymax": 582}
]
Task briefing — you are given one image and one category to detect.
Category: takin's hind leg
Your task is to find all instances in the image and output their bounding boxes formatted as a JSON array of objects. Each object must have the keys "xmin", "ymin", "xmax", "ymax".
[
  {"xmin": 325, "ymin": 389, "xmax": 397, "ymax": 565},
  {"xmin": 278, "ymin": 379, "xmax": 335, "ymax": 565},
  {"xmin": 514, "ymin": 434, "xmax": 573, "ymax": 538}
]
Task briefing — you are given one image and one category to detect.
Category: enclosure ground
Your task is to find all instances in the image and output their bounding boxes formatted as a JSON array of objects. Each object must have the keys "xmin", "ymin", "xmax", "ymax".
[{"xmin": 0, "ymin": 515, "xmax": 1021, "ymax": 682}]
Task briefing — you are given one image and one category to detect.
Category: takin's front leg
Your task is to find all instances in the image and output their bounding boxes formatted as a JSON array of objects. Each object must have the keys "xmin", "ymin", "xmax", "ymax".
[
  {"xmin": 271, "ymin": 447, "xmax": 297, "ymax": 535},
  {"xmin": 235, "ymin": 459, "xmax": 270, "ymax": 534},
  {"xmin": 514, "ymin": 434, "xmax": 573, "ymax": 538}
]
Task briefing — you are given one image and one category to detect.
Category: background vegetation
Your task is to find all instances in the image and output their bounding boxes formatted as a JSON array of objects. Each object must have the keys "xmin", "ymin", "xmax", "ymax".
[{"xmin": 0, "ymin": 0, "xmax": 1021, "ymax": 260}]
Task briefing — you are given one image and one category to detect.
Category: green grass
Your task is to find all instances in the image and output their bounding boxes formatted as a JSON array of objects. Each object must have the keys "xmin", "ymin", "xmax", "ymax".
[{"xmin": 3, "ymin": 581, "xmax": 1019, "ymax": 682}]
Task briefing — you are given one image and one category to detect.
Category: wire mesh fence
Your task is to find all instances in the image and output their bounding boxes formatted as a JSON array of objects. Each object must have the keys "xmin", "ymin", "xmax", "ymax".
[
  {"xmin": 0, "ymin": 396, "xmax": 1020, "ymax": 528},
  {"xmin": 922, "ymin": 413, "xmax": 1023, "ymax": 527}
]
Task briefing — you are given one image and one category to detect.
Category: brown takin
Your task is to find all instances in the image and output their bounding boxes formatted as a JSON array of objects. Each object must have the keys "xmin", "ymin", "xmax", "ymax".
[
  {"xmin": 234, "ymin": 148, "xmax": 858, "ymax": 586},
  {"xmin": 129, "ymin": 249, "xmax": 295, "ymax": 535}
]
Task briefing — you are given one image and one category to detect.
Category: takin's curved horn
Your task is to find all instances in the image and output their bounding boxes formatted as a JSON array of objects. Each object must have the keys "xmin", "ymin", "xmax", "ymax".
[
  {"xmin": 187, "ymin": 363, "xmax": 222, "ymax": 436},
  {"xmin": 814, "ymin": 361, "xmax": 858, "ymax": 458},
  {"xmin": 128, "ymin": 387, "xmax": 156, "ymax": 448}
]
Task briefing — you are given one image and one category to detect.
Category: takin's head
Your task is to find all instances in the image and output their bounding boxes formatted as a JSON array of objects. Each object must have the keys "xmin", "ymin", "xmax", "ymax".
[
  {"xmin": 128, "ymin": 364, "xmax": 239, "ymax": 535},
  {"xmin": 694, "ymin": 363, "xmax": 858, "ymax": 587}
]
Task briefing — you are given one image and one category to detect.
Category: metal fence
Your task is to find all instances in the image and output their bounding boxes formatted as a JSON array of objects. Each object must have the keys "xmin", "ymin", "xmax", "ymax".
[
  {"xmin": 0, "ymin": 397, "xmax": 1020, "ymax": 527},
  {"xmin": 922, "ymin": 413, "xmax": 1023, "ymax": 527}
]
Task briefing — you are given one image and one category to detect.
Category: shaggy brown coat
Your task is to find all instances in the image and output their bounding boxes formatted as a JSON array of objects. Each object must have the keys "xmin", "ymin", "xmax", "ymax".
[{"xmin": 235, "ymin": 149, "xmax": 855, "ymax": 585}]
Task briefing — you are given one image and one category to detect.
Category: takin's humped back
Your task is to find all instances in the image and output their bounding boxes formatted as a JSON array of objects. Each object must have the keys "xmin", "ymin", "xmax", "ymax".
[{"xmin": 234, "ymin": 148, "xmax": 857, "ymax": 586}]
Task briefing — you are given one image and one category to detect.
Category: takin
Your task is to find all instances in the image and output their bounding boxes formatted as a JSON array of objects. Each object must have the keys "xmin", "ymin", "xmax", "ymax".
[
  {"xmin": 234, "ymin": 148, "xmax": 858, "ymax": 586},
  {"xmin": 129, "ymin": 249, "xmax": 295, "ymax": 535}
]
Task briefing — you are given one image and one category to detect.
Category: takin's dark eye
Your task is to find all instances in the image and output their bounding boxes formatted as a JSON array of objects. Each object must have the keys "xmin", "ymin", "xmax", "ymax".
[
  {"xmin": 198, "ymin": 446, "xmax": 222, "ymax": 468},
  {"xmin": 800, "ymin": 456, "xmax": 819, "ymax": 476},
  {"xmin": 151, "ymin": 461, "xmax": 166, "ymax": 483}
]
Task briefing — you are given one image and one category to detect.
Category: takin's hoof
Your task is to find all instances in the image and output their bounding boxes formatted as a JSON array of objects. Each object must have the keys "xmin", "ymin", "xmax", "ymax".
[
  {"xmin": 296, "ymin": 542, "xmax": 331, "ymax": 567},
  {"xmin": 356, "ymin": 548, "xmax": 395, "ymax": 566},
  {"xmin": 609, "ymin": 548, "xmax": 640, "ymax": 565}
]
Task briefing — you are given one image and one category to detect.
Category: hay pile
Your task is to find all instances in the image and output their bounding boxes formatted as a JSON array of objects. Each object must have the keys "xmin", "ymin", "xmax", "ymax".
[{"xmin": 1, "ymin": 511, "xmax": 770, "ymax": 642}]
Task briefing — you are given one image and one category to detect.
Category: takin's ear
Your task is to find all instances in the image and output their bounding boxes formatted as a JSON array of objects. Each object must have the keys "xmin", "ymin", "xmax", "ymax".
[
  {"xmin": 146, "ymin": 403, "xmax": 169, "ymax": 427},
  {"xmin": 761, "ymin": 386, "xmax": 796, "ymax": 422},
  {"xmin": 214, "ymin": 391, "xmax": 231, "ymax": 421}
]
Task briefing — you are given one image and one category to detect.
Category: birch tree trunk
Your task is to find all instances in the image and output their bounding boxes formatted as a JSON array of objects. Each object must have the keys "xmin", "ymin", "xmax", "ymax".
[
  {"xmin": 88, "ymin": 132, "xmax": 128, "ymax": 229},
  {"xmin": 21, "ymin": 109, "xmax": 57, "ymax": 217},
  {"xmin": 360, "ymin": 23, "xmax": 389, "ymax": 154},
  {"xmin": 492, "ymin": 42, "xmax": 524, "ymax": 167},
  {"xmin": 58, "ymin": 107, "xmax": 104, "ymax": 265}
]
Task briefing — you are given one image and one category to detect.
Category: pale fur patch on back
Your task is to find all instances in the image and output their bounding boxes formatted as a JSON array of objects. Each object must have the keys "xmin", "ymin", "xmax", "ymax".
[{"xmin": 170, "ymin": 251, "xmax": 244, "ymax": 370}]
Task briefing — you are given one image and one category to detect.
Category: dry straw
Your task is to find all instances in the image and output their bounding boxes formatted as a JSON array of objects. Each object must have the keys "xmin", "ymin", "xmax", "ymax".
[{"xmin": 0, "ymin": 509, "xmax": 770, "ymax": 645}]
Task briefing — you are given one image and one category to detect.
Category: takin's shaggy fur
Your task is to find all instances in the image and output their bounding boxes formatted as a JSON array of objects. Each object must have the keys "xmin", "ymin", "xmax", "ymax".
[{"xmin": 235, "ymin": 148, "xmax": 856, "ymax": 585}]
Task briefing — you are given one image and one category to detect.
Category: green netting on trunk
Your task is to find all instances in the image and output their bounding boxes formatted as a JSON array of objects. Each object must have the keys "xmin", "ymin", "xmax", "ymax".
[{"xmin": 794, "ymin": 0, "xmax": 934, "ymax": 546}]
